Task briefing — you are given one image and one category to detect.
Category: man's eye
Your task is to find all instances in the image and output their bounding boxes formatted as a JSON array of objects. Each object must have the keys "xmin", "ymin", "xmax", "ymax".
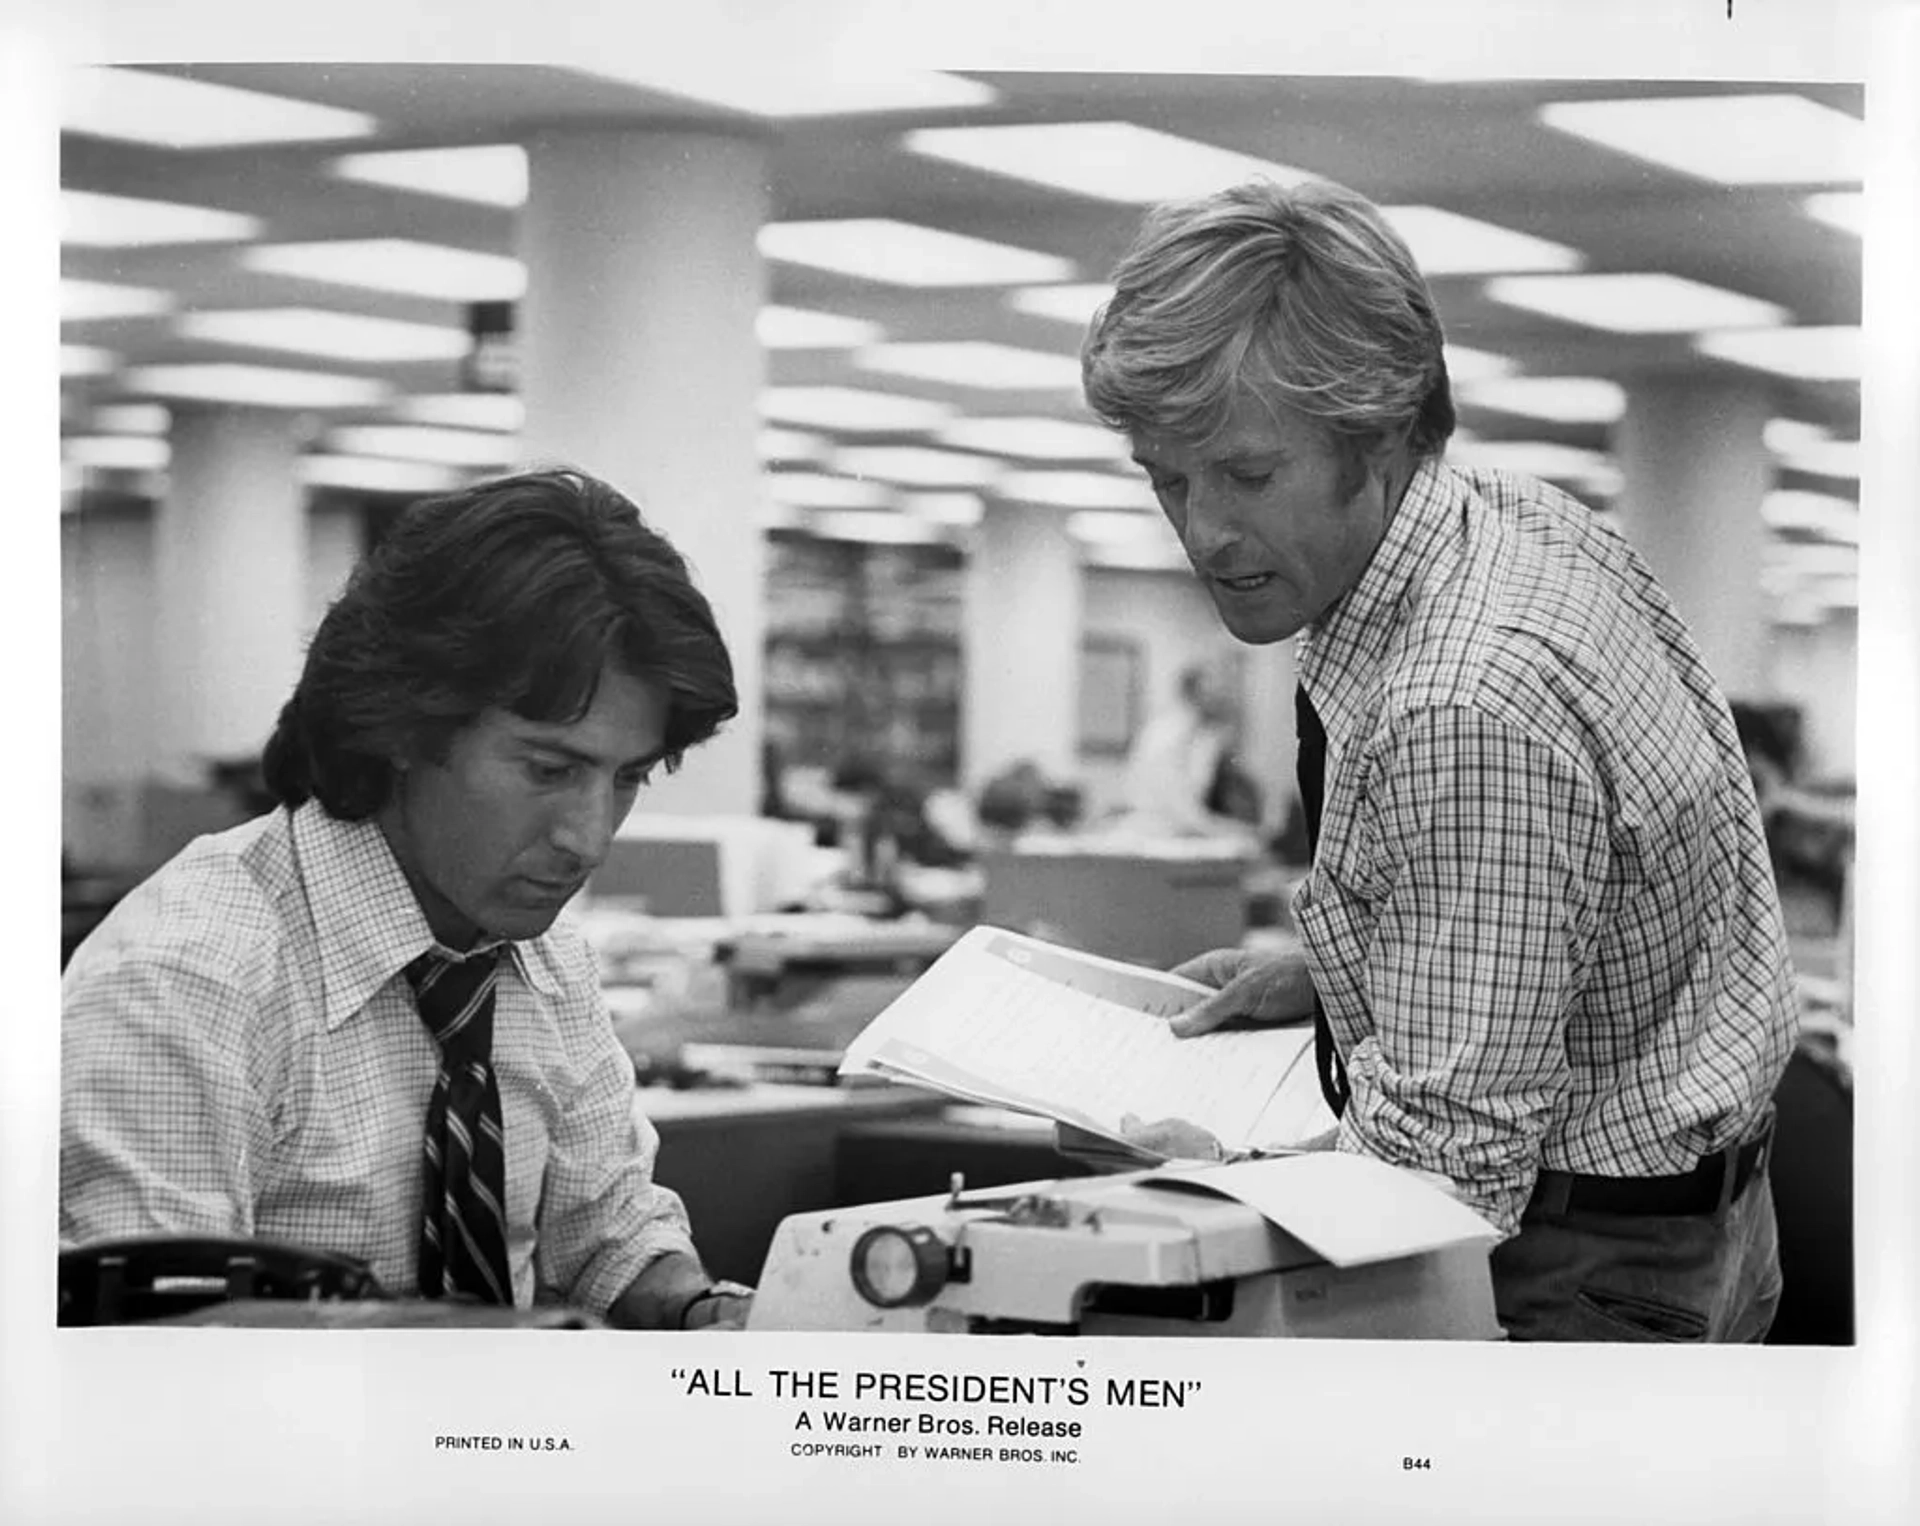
[
  {"xmin": 527, "ymin": 759, "xmax": 576, "ymax": 785},
  {"xmin": 1148, "ymin": 475, "xmax": 1185, "ymax": 497},
  {"xmin": 1229, "ymin": 469, "xmax": 1274, "ymax": 489},
  {"xmin": 616, "ymin": 767, "xmax": 655, "ymax": 793}
]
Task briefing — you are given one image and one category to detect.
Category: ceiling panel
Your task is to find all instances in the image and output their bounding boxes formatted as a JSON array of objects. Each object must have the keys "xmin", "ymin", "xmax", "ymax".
[{"xmin": 57, "ymin": 63, "xmax": 1864, "ymax": 613}]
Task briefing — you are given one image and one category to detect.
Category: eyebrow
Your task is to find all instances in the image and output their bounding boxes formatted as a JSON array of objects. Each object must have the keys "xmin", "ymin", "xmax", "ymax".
[
  {"xmin": 516, "ymin": 736, "xmax": 666, "ymax": 773},
  {"xmin": 1131, "ymin": 446, "xmax": 1285, "ymax": 471}
]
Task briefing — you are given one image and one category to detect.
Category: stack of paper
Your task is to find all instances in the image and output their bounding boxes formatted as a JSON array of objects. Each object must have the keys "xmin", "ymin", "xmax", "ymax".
[{"xmin": 838, "ymin": 925, "xmax": 1336, "ymax": 1155}]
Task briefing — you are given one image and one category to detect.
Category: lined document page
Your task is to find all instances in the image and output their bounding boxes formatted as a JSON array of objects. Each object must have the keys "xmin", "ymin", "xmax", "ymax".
[{"xmin": 839, "ymin": 926, "xmax": 1330, "ymax": 1153}]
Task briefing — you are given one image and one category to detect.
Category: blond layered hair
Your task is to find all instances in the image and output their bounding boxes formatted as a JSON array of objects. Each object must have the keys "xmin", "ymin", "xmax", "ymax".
[{"xmin": 1082, "ymin": 177, "xmax": 1455, "ymax": 485}]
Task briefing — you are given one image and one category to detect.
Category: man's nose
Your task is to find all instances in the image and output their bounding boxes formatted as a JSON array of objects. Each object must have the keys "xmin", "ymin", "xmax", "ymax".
[
  {"xmin": 1181, "ymin": 477, "xmax": 1240, "ymax": 563},
  {"xmin": 548, "ymin": 780, "xmax": 618, "ymax": 867}
]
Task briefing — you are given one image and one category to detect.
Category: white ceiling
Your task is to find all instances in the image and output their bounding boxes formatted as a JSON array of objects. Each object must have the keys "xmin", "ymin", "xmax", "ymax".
[{"xmin": 57, "ymin": 64, "xmax": 1864, "ymax": 611}]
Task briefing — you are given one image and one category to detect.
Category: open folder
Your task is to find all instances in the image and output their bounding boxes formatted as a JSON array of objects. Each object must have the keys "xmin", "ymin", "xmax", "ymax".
[{"xmin": 837, "ymin": 925, "xmax": 1338, "ymax": 1155}]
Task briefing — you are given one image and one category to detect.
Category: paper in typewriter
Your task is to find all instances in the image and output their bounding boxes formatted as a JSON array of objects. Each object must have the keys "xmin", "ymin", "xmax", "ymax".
[{"xmin": 838, "ymin": 925, "xmax": 1334, "ymax": 1153}]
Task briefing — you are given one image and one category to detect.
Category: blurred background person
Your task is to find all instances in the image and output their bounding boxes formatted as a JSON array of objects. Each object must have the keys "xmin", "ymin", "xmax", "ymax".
[{"xmin": 1117, "ymin": 660, "xmax": 1260, "ymax": 841}]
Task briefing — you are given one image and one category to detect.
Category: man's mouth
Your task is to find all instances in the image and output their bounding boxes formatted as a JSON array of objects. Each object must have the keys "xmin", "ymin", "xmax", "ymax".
[{"xmin": 1213, "ymin": 572, "xmax": 1276, "ymax": 592}]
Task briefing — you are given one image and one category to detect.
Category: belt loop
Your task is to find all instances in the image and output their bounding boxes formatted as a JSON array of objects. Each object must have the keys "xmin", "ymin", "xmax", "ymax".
[
  {"xmin": 1712, "ymin": 1143, "xmax": 1740, "ymax": 1214},
  {"xmin": 1530, "ymin": 1168, "xmax": 1572, "ymax": 1217}
]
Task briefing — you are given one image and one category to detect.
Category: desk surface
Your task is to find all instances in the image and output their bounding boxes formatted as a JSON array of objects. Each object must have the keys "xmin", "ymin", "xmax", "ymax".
[{"xmin": 637, "ymin": 1079, "xmax": 949, "ymax": 1126}]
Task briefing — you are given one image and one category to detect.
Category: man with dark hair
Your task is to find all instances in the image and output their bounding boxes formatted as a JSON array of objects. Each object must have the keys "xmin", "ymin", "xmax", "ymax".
[
  {"xmin": 1080, "ymin": 178, "xmax": 1797, "ymax": 1342},
  {"xmin": 62, "ymin": 468, "xmax": 750, "ymax": 1329}
]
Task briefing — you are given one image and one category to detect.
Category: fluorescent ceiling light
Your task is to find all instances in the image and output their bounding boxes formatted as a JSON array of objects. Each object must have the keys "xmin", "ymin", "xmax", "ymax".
[
  {"xmin": 588, "ymin": 66, "xmax": 996, "ymax": 120},
  {"xmin": 90, "ymin": 403, "xmax": 170, "ymax": 435},
  {"xmin": 903, "ymin": 492, "xmax": 984, "ymax": 528},
  {"xmin": 393, "ymin": 393, "xmax": 525, "ymax": 432},
  {"xmin": 62, "ymin": 189, "xmax": 261, "ymax": 246},
  {"xmin": 1459, "ymin": 376, "xmax": 1626, "ymax": 424},
  {"xmin": 1765, "ymin": 540, "xmax": 1858, "ymax": 576},
  {"xmin": 1010, "ymin": 284, "xmax": 1115, "ymax": 325},
  {"xmin": 1447, "ymin": 438, "xmax": 1621, "ymax": 490},
  {"xmin": 1081, "ymin": 539, "xmax": 1191, "ymax": 573},
  {"xmin": 1695, "ymin": 326, "xmax": 1860, "ymax": 381},
  {"xmin": 856, "ymin": 342, "xmax": 1083, "ymax": 391},
  {"xmin": 1763, "ymin": 418, "xmax": 1832, "ymax": 456},
  {"xmin": 61, "ymin": 278, "xmax": 174, "ymax": 321},
  {"xmin": 1484, "ymin": 273, "xmax": 1788, "ymax": 333},
  {"xmin": 1780, "ymin": 441, "xmax": 1861, "ymax": 481},
  {"xmin": 762, "ymin": 386, "xmax": 952, "ymax": 433},
  {"xmin": 61, "ymin": 345, "xmax": 117, "ymax": 377},
  {"xmin": 1540, "ymin": 94, "xmax": 1864, "ymax": 186},
  {"xmin": 757, "ymin": 306, "xmax": 882, "ymax": 349},
  {"xmin": 121, "ymin": 364, "xmax": 391, "ymax": 409},
  {"xmin": 243, "ymin": 240, "xmax": 526, "ymax": 302},
  {"xmin": 332, "ymin": 145, "xmax": 529, "ymax": 208},
  {"xmin": 178, "ymin": 308, "xmax": 471, "ymax": 364},
  {"xmin": 63, "ymin": 435, "xmax": 170, "ymax": 471},
  {"xmin": 936, "ymin": 416, "xmax": 1125, "ymax": 461},
  {"xmin": 1381, "ymin": 205, "xmax": 1581, "ymax": 275},
  {"xmin": 1068, "ymin": 509, "xmax": 1179, "ymax": 545},
  {"xmin": 766, "ymin": 473, "xmax": 896, "ymax": 510},
  {"xmin": 758, "ymin": 427, "xmax": 829, "ymax": 464},
  {"xmin": 63, "ymin": 66, "xmax": 378, "ymax": 148},
  {"xmin": 759, "ymin": 220, "xmax": 1074, "ymax": 287},
  {"xmin": 327, "ymin": 425, "xmax": 519, "ymax": 467},
  {"xmin": 1803, "ymin": 192, "xmax": 1863, "ymax": 235},
  {"xmin": 905, "ymin": 122, "xmax": 1315, "ymax": 203},
  {"xmin": 999, "ymin": 471, "xmax": 1157, "ymax": 509},
  {"xmin": 1442, "ymin": 345, "xmax": 1517, "ymax": 383},
  {"xmin": 298, "ymin": 454, "xmax": 465, "ymax": 495},
  {"xmin": 810, "ymin": 510, "xmax": 947, "ymax": 545},
  {"xmin": 1765, "ymin": 419, "xmax": 1860, "ymax": 480},
  {"xmin": 1763, "ymin": 490, "xmax": 1858, "ymax": 543},
  {"xmin": 836, "ymin": 446, "xmax": 1004, "ymax": 488},
  {"xmin": 759, "ymin": 500, "xmax": 809, "ymax": 531}
]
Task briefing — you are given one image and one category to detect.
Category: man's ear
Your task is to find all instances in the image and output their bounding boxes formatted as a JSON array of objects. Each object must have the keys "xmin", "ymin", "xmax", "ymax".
[{"xmin": 1363, "ymin": 421, "xmax": 1415, "ymax": 475}]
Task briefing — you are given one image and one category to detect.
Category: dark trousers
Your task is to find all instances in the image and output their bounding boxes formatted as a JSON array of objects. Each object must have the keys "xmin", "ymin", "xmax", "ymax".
[{"xmin": 1490, "ymin": 1170, "xmax": 1782, "ymax": 1343}]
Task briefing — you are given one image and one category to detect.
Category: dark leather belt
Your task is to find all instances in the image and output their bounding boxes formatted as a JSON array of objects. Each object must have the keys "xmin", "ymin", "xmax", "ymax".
[{"xmin": 1528, "ymin": 1120, "xmax": 1773, "ymax": 1219}]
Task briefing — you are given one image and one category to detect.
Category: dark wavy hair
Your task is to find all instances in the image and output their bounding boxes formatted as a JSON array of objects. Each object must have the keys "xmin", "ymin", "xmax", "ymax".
[{"xmin": 263, "ymin": 467, "xmax": 738, "ymax": 820}]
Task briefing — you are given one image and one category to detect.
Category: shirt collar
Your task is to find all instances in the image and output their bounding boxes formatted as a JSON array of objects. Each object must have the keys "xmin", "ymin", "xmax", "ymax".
[
  {"xmin": 1296, "ymin": 455, "xmax": 1462, "ymax": 749},
  {"xmin": 292, "ymin": 802, "xmax": 565, "ymax": 1031}
]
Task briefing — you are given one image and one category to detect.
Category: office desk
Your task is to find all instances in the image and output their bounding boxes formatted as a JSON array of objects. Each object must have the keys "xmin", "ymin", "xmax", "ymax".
[{"xmin": 638, "ymin": 1082, "xmax": 949, "ymax": 1285}]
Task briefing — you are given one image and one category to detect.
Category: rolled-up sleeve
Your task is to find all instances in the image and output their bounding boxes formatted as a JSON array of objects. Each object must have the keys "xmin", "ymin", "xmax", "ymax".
[
  {"xmin": 61, "ymin": 946, "xmax": 270, "ymax": 1246},
  {"xmin": 1329, "ymin": 705, "xmax": 1609, "ymax": 1237},
  {"xmin": 532, "ymin": 1011, "xmax": 697, "ymax": 1319}
]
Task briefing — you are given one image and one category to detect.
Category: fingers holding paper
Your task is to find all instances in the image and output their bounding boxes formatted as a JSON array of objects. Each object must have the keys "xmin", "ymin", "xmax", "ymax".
[
  {"xmin": 1119, "ymin": 1112, "xmax": 1226, "ymax": 1161},
  {"xmin": 1166, "ymin": 944, "xmax": 1317, "ymax": 1037}
]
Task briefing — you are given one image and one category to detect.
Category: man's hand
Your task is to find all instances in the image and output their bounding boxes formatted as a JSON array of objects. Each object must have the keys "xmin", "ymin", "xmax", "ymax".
[
  {"xmin": 1167, "ymin": 945, "xmax": 1317, "ymax": 1036},
  {"xmin": 1118, "ymin": 1113, "xmax": 1225, "ymax": 1161},
  {"xmin": 682, "ymin": 1286, "xmax": 753, "ymax": 1331}
]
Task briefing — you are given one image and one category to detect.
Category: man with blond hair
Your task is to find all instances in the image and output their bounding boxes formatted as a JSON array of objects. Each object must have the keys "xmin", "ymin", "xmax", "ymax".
[{"xmin": 1081, "ymin": 178, "xmax": 1796, "ymax": 1343}]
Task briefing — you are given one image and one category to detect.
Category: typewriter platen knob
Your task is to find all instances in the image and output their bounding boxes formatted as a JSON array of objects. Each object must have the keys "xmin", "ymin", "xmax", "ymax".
[{"xmin": 849, "ymin": 1224, "xmax": 948, "ymax": 1308}]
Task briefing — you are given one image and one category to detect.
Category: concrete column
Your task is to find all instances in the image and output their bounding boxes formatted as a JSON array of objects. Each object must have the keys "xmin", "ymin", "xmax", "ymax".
[
  {"xmin": 517, "ymin": 128, "xmax": 770, "ymax": 817},
  {"xmin": 1613, "ymin": 374, "xmax": 1775, "ymax": 701},
  {"xmin": 152, "ymin": 405, "xmax": 306, "ymax": 773},
  {"xmin": 963, "ymin": 500, "xmax": 1082, "ymax": 788}
]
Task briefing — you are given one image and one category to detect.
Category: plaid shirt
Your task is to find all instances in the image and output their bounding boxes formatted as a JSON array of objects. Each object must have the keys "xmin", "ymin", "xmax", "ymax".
[
  {"xmin": 61, "ymin": 801, "xmax": 694, "ymax": 1315},
  {"xmin": 1294, "ymin": 460, "xmax": 1798, "ymax": 1237}
]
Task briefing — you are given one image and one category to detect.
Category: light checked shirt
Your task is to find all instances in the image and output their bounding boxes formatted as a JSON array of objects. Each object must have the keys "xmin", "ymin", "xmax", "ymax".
[
  {"xmin": 61, "ymin": 801, "xmax": 694, "ymax": 1315},
  {"xmin": 1292, "ymin": 459, "xmax": 1798, "ymax": 1237}
]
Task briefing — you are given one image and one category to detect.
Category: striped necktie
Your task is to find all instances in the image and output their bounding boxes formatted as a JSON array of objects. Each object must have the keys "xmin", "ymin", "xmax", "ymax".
[
  {"xmin": 405, "ymin": 948, "xmax": 513, "ymax": 1304},
  {"xmin": 1295, "ymin": 684, "xmax": 1352, "ymax": 1119}
]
